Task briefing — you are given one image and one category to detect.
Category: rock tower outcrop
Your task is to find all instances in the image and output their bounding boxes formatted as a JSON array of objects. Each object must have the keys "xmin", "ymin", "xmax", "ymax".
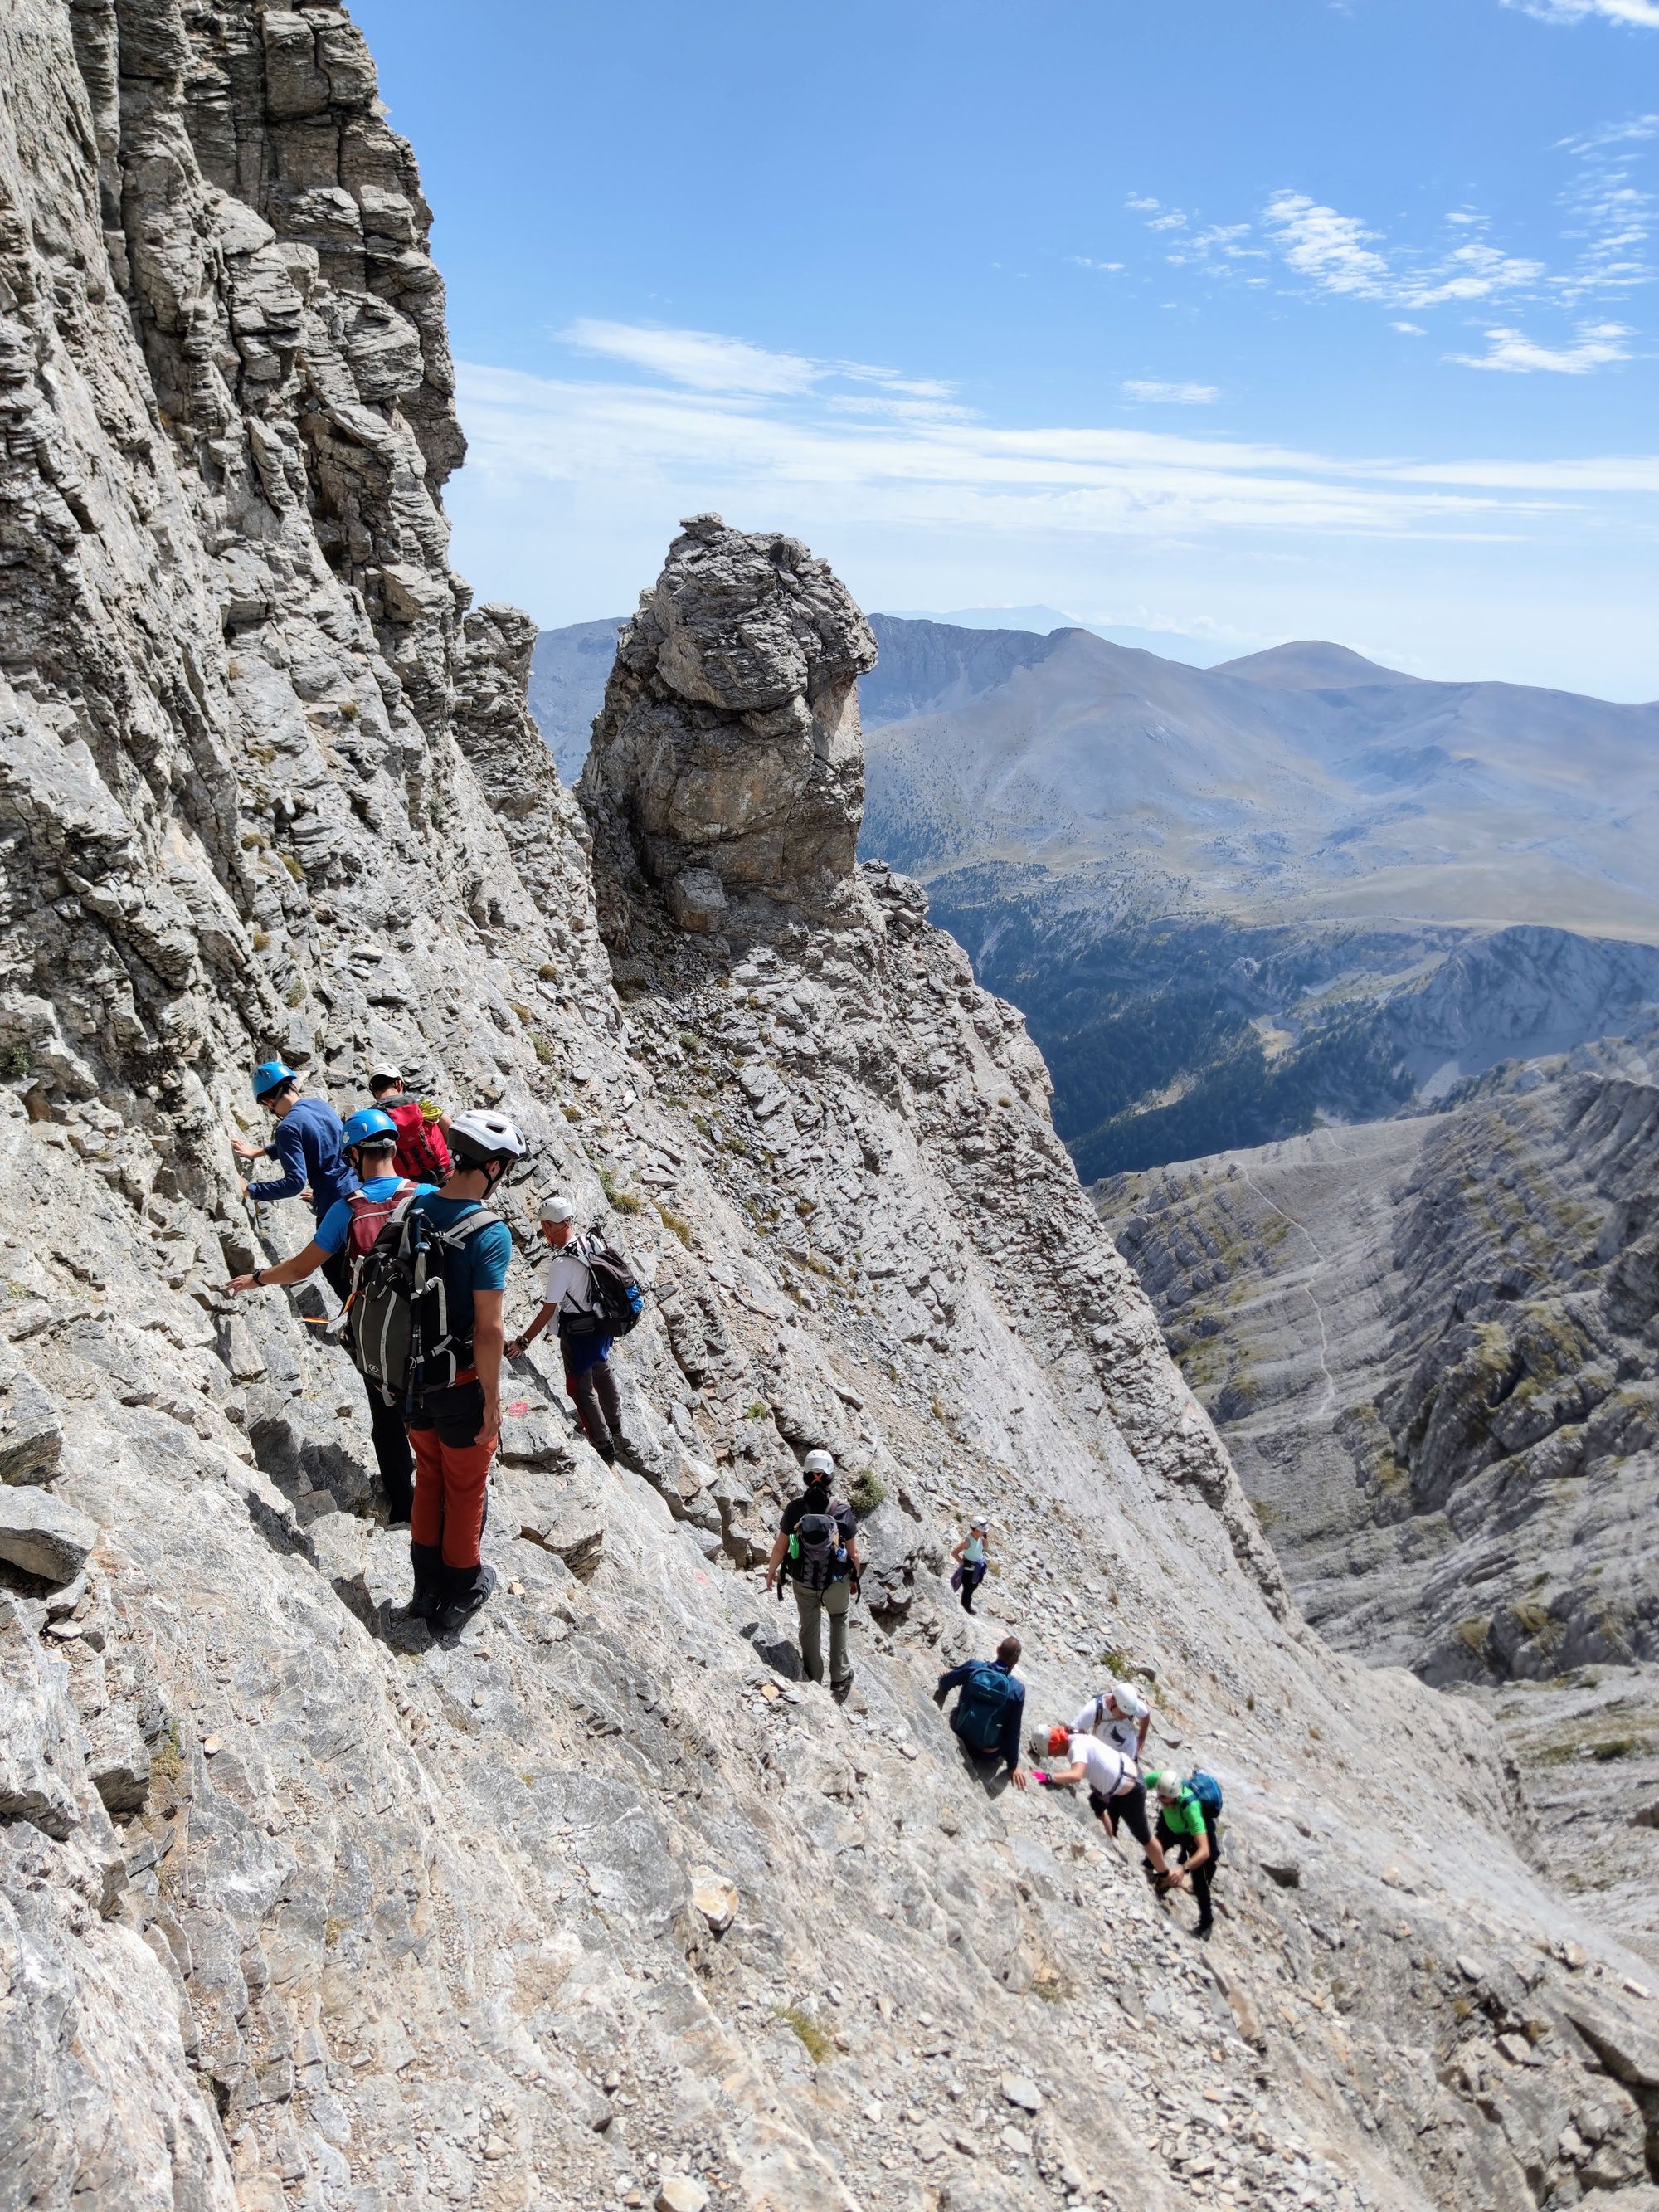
[
  {"xmin": 581, "ymin": 515, "xmax": 878, "ymax": 939},
  {"xmin": 4, "ymin": 7, "xmax": 1659, "ymax": 2211}
]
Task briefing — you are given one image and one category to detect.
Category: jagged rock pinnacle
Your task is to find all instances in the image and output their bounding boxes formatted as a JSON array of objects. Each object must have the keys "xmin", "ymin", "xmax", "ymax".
[{"xmin": 579, "ymin": 515, "xmax": 878, "ymax": 937}]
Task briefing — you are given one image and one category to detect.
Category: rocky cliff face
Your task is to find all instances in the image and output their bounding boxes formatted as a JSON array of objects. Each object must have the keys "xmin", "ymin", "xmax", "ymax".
[{"xmin": 6, "ymin": 9, "xmax": 1659, "ymax": 2212}]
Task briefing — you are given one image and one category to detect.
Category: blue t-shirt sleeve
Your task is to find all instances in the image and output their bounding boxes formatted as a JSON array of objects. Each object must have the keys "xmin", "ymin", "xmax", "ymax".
[
  {"xmin": 468, "ymin": 1220, "xmax": 513, "ymax": 1294},
  {"xmin": 314, "ymin": 1198, "xmax": 353, "ymax": 1255}
]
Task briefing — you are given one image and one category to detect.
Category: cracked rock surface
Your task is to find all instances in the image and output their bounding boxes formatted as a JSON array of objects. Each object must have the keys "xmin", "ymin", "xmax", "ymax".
[{"xmin": 2, "ymin": 7, "xmax": 1659, "ymax": 2211}]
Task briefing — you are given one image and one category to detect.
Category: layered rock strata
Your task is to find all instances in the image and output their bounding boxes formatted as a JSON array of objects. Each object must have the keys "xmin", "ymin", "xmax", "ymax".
[{"xmin": 2, "ymin": 8, "xmax": 1659, "ymax": 2212}]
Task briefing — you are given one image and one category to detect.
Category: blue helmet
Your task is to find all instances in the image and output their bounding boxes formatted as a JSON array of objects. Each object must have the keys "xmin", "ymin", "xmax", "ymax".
[
  {"xmin": 252, "ymin": 1059, "xmax": 297, "ymax": 1101},
  {"xmin": 341, "ymin": 1106, "xmax": 397, "ymax": 1150}
]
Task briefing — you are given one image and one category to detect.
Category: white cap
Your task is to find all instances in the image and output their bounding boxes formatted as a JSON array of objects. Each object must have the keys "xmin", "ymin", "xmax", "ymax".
[
  {"xmin": 802, "ymin": 1449, "xmax": 834, "ymax": 1479},
  {"xmin": 970, "ymin": 1513, "xmax": 989, "ymax": 1532},
  {"xmin": 367, "ymin": 1063, "xmax": 402, "ymax": 1084},
  {"xmin": 538, "ymin": 1193, "xmax": 575, "ymax": 1224}
]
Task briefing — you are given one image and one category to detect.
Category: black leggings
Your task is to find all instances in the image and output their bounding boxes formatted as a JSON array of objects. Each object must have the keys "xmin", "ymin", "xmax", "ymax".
[
  {"xmin": 1095, "ymin": 1780, "xmax": 1152, "ymax": 1850},
  {"xmin": 1158, "ymin": 1814, "xmax": 1218, "ymax": 1927}
]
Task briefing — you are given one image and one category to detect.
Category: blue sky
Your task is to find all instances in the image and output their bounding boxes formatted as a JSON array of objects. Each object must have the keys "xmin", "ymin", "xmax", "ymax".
[{"xmin": 354, "ymin": 0, "xmax": 1659, "ymax": 696}]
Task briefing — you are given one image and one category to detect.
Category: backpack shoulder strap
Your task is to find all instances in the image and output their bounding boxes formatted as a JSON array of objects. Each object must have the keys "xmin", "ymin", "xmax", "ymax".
[{"xmin": 435, "ymin": 1205, "xmax": 502, "ymax": 1247}]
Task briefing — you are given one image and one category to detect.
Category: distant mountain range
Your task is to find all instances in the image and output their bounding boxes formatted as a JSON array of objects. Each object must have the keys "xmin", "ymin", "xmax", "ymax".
[
  {"xmin": 859, "ymin": 616, "xmax": 1659, "ymax": 938},
  {"xmin": 529, "ymin": 609, "xmax": 1659, "ymax": 1172}
]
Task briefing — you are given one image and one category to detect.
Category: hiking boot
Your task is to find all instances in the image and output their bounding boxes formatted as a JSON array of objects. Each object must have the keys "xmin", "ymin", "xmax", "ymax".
[
  {"xmin": 1194, "ymin": 1921, "xmax": 1214, "ymax": 1942},
  {"xmin": 594, "ymin": 1439, "xmax": 617, "ymax": 1466},
  {"xmin": 435, "ymin": 1565, "xmax": 497, "ymax": 1636},
  {"xmin": 831, "ymin": 1674, "xmax": 854, "ymax": 1703},
  {"xmin": 406, "ymin": 1540, "xmax": 443, "ymax": 1622}
]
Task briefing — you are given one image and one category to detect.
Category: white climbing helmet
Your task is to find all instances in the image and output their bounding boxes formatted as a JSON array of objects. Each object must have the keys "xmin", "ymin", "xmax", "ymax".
[
  {"xmin": 538, "ymin": 1193, "xmax": 575, "ymax": 1225},
  {"xmin": 802, "ymin": 1449, "xmax": 834, "ymax": 1479},
  {"xmin": 1109, "ymin": 1683, "xmax": 1149, "ymax": 1722},
  {"xmin": 1151, "ymin": 1769, "xmax": 1185, "ymax": 1800},
  {"xmin": 448, "ymin": 1109, "xmax": 527, "ymax": 1168}
]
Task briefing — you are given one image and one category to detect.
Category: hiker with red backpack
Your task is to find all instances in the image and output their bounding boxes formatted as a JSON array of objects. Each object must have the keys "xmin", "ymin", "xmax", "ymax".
[
  {"xmin": 763, "ymin": 1451, "xmax": 861, "ymax": 1697},
  {"xmin": 224, "ymin": 1105, "xmax": 435, "ymax": 1523},
  {"xmin": 934, "ymin": 1635, "xmax": 1029, "ymax": 1786},
  {"xmin": 505, "ymin": 1195, "xmax": 645, "ymax": 1466},
  {"xmin": 366, "ymin": 1065, "xmax": 453, "ymax": 1185}
]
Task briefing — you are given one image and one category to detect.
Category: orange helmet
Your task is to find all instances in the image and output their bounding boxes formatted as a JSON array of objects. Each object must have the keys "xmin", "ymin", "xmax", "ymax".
[{"xmin": 1047, "ymin": 1725, "xmax": 1071, "ymax": 1756}]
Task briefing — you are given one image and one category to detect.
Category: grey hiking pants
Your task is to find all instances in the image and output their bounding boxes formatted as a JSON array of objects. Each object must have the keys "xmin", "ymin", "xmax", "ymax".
[{"xmin": 791, "ymin": 1576, "xmax": 852, "ymax": 1686}]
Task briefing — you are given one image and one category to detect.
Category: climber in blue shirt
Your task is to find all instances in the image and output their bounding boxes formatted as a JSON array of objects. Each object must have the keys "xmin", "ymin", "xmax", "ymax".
[{"xmin": 234, "ymin": 1060, "xmax": 358, "ymax": 1241}]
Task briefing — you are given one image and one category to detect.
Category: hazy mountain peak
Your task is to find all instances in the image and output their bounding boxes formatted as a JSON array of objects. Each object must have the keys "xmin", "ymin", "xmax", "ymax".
[{"xmin": 1214, "ymin": 639, "xmax": 1419, "ymax": 689}]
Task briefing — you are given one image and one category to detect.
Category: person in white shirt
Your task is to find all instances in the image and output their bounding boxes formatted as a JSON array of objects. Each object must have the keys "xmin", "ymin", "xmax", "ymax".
[
  {"xmin": 1036, "ymin": 1727, "xmax": 1171, "ymax": 1876},
  {"xmin": 1072, "ymin": 1681, "xmax": 1151, "ymax": 1767},
  {"xmin": 505, "ymin": 1195, "xmax": 627, "ymax": 1465}
]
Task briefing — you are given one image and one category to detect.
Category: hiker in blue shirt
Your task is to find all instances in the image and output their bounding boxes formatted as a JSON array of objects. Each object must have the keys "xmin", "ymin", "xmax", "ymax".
[
  {"xmin": 934, "ymin": 1635, "xmax": 1029, "ymax": 1786},
  {"xmin": 224, "ymin": 1106, "xmax": 434, "ymax": 1525},
  {"xmin": 234, "ymin": 1062, "xmax": 358, "ymax": 1289}
]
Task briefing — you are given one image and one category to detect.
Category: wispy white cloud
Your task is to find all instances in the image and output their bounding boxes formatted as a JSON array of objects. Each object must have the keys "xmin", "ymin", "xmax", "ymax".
[
  {"xmin": 557, "ymin": 319, "xmax": 966, "ymax": 409},
  {"xmin": 455, "ymin": 343, "xmax": 1598, "ymax": 555},
  {"xmin": 1260, "ymin": 193, "xmax": 1545, "ymax": 306},
  {"xmin": 1123, "ymin": 379, "xmax": 1221, "ymax": 404},
  {"xmin": 559, "ymin": 317, "xmax": 817, "ymax": 395},
  {"xmin": 1504, "ymin": 0, "xmax": 1659, "ymax": 24},
  {"xmin": 1448, "ymin": 319, "xmax": 1632, "ymax": 370},
  {"xmin": 1072, "ymin": 256, "xmax": 1126, "ymax": 273},
  {"xmin": 1262, "ymin": 192, "xmax": 1394, "ymax": 296},
  {"xmin": 1391, "ymin": 320, "xmax": 1428, "ymax": 334}
]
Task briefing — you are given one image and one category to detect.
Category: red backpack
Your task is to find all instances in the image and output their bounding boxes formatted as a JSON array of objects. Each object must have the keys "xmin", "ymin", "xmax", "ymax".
[
  {"xmin": 343, "ymin": 1178, "xmax": 418, "ymax": 1264},
  {"xmin": 381, "ymin": 1095, "xmax": 451, "ymax": 1185}
]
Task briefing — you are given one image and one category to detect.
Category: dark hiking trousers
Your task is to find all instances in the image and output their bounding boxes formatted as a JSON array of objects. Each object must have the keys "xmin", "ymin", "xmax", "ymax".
[
  {"xmin": 566, "ymin": 1352, "xmax": 622, "ymax": 1455},
  {"xmin": 1158, "ymin": 1811, "xmax": 1219, "ymax": 1931},
  {"xmin": 366, "ymin": 1379, "xmax": 414, "ymax": 1523},
  {"xmin": 1098, "ymin": 1779, "xmax": 1153, "ymax": 1851},
  {"xmin": 319, "ymin": 1248, "xmax": 413, "ymax": 1521}
]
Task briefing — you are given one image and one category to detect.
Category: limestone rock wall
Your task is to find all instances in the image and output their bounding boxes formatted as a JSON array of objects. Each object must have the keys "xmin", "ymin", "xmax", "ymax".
[{"xmin": 3, "ymin": 9, "xmax": 1659, "ymax": 2212}]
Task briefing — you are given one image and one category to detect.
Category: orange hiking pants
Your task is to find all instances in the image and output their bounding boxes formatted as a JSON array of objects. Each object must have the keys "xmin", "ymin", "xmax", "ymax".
[{"xmin": 407, "ymin": 1379, "xmax": 493, "ymax": 1571}]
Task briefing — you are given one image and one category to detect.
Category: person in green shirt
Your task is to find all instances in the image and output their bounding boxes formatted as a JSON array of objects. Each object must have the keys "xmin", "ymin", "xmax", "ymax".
[{"xmin": 1147, "ymin": 1769, "xmax": 1218, "ymax": 1940}]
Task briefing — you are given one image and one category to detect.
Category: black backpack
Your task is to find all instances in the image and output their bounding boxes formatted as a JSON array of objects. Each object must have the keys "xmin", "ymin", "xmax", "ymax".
[
  {"xmin": 788, "ymin": 1502, "xmax": 851, "ymax": 1591},
  {"xmin": 343, "ymin": 1195, "xmax": 502, "ymax": 1411},
  {"xmin": 586, "ymin": 1236, "xmax": 646, "ymax": 1336},
  {"xmin": 557, "ymin": 1233, "xmax": 646, "ymax": 1340}
]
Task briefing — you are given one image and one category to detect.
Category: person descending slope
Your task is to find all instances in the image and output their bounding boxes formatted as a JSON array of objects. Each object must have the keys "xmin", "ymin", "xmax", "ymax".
[
  {"xmin": 934, "ymin": 1635, "xmax": 1029, "ymax": 1787},
  {"xmin": 505, "ymin": 1195, "xmax": 644, "ymax": 1466},
  {"xmin": 392, "ymin": 1112, "xmax": 523, "ymax": 1632},
  {"xmin": 949, "ymin": 1514, "xmax": 992, "ymax": 1614},
  {"xmin": 1073, "ymin": 1680, "xmax": 1151, "ymax": 1767},
  {"xmin": 1033, "ymin": 1726, "xmax": 1170, "ymax": 1877},
  {"xmin": 224, "ymin": 1106, "xmax": 434, "ymax": 1523},
  {"xmin": 366, "ymin": 1065, "xmax": 453, "ymax": 1186},
  {"xmin": 234, "ymin": 1063, "xmax": 358, "ymax": 1279},
  {"xmin": 763, "ymin": 1451, "xmax": 860, "ymax": 1698},
  {"xmin": 1146, "ymin": 1768, "xmax": 1222, "ymax": 1940}
]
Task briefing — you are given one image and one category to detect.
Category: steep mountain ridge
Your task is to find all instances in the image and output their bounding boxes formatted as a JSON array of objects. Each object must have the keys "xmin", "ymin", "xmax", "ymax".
[{"xmin": 4, "ymin": 10, "xmax": 1659, "ymax": 2212}]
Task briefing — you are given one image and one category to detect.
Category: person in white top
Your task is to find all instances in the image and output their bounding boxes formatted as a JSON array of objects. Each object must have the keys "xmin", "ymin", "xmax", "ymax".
[
  {"xmin": 1072, "ymin": 1681, "xmax": 1151, "ymax": 1767},
  {"xmin": 1035, "ymin": 1726, "xmax": 1171, "ymax": 1877},
  {"xmin": 506, "ymin": 1195, "xmax": 627, "ymax": 1465}
]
